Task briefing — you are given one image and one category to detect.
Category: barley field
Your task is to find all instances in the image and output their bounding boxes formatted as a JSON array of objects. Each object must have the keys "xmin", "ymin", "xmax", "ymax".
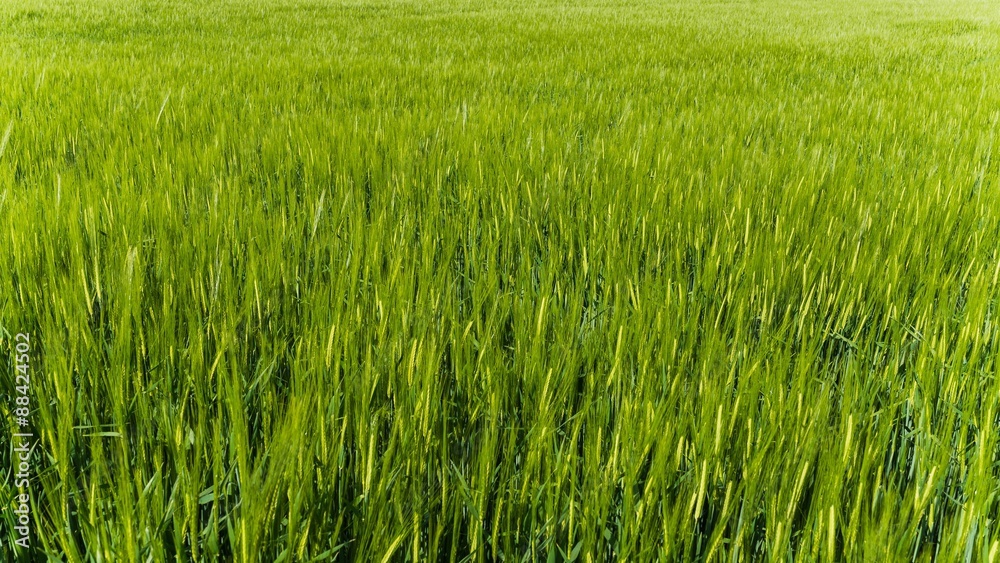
[{"xmin": 2, "ymin": 0, "xmax": 1000, "ymax": 561}]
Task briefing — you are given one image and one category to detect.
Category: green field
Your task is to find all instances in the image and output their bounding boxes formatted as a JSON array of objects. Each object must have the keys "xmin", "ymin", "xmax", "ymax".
[{"xmin": 2, "ymin": 0, "xmax": 1000, "ymax": 560}]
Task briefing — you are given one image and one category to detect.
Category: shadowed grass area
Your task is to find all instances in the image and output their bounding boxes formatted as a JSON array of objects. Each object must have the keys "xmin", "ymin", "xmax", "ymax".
[{"xmin": 2, "ymin": 0, "xmax": 1000, "ymax": 561}]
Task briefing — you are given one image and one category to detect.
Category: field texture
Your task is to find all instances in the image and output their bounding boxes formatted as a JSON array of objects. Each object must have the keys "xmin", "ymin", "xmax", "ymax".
[{"xmin": 3, "ymin": 0, "xmax": 1000, "ymax": 561}]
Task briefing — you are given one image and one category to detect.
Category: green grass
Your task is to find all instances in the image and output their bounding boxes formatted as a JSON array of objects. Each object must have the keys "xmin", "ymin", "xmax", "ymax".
[{"xmin": 2, "ymin": 0, "xmax": 1000, "ymax": 560}]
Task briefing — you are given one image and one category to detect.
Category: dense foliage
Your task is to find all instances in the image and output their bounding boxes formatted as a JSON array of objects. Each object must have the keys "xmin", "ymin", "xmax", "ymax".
[{"xmin": 2, "ymin": 0, "xmax": 1000, "ymax": 560}]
